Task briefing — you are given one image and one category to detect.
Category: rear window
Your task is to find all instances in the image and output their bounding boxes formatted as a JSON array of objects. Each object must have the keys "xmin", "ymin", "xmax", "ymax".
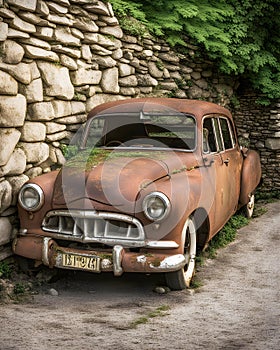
[{"xmin": 220, "ymin": 118, "xmax": 234, "ymax": 149}]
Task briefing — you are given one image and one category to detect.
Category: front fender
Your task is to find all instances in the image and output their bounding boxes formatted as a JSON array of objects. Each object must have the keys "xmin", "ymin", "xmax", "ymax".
[
  {"xmin": 239, "ymin": 149, "xmax": 262, "ymax": 205},
  {"xmin": 18, "ymin": 170, "xmax": 60, "ymax": 231},
  {"xmin": 136, "ymin": 170, "xmax": 203, "ymax": 244}
]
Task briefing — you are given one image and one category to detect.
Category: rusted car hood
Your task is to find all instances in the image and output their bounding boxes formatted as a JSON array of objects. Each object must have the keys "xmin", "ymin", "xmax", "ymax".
[{"xmin": 53, "ymin": 149, "xmax": 197, "ymax": 211}]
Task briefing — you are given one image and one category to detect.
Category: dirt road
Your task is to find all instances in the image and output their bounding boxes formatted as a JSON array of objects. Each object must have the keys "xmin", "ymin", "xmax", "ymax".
[{"xmin": 1, "ymin": 201, "xmax": 279, "ymax": 350}]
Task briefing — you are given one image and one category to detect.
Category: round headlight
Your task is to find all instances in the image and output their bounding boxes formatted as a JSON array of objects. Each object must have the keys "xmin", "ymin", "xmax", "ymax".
[
  {"xmin": 18, "ymin": 184, "xmax": 44, "ymax": 212},
  {"xmin": 142, "ymin": 192, "xmax": 171, "ymax": 221}
]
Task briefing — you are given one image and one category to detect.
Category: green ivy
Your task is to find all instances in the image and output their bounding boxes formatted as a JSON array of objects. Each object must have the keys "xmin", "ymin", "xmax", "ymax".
[{"xmin": 110, "ymin": 0, "xmax": 280, "ymax": 100}]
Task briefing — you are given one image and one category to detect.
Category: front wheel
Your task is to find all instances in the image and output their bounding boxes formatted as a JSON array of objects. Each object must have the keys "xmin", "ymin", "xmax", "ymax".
[{"xmin": 165, "ymin": 217, "xmax": 197, "ymax": 290}]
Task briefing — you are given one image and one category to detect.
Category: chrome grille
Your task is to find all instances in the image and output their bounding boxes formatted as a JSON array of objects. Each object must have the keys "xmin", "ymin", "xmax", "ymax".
[{"xmin": 42, "ymin": 210, "xmax": 145, "ymax": 246}]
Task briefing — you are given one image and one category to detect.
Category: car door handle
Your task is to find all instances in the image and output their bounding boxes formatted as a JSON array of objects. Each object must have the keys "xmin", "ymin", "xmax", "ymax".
[{"xmin": 223, "ymin": 158, "xmax": 230, "ymax": 165}]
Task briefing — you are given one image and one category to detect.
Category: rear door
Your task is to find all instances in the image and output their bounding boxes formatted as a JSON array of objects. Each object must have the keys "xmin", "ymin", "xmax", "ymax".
[{"xmin": 202, "ymin": 115, "xmax": 242, "ymax": 235}]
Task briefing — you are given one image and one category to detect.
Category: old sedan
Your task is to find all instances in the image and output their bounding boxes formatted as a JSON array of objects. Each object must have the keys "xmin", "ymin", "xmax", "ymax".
[{"xmin": 13, "ymin": 98, "xmax": 261, "ymax": 290}]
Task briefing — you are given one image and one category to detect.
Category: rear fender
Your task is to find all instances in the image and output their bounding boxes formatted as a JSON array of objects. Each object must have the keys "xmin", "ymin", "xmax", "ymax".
[{"xmin": 239, "ymin": 149, "xmax": 262, "ymax": 205}]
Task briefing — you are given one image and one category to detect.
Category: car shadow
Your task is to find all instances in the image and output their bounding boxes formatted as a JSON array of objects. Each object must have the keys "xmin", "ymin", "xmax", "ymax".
[{"xmin": 43, "ymin": 269, "xmax": 168, "ymax": 300}]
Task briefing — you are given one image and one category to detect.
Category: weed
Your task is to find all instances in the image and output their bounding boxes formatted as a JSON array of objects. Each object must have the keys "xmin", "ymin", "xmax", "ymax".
[
  {"xmin": 60, "ymin": 144, "xmax": 79, "ymax": 159},
  {"xmin": 0, "ymin": 261, "xmax": 12, "ymax": 279},
  {"xmin": 252, "ymin": 206, "xmax": 268, "ymax": 218},
  {"xmin": 185, "ymin": 199, "xmax": 272, "ymax": 289},
  {"xmin": 155, "ymin": 60, "xmax": 165, "ymax": 71},
  {"xmin": 147, "ymin": 304, "xmax": 169, "ymax": 318},
  {"xmin": 190, "ymin": 278, "xmax": 203, "ymax": 289},
  {"xmin": 13, "ymin": 283, "xmax": 26, "ymax": 295},
  {"xmin": 53, "ymin": 60, "xmax": 62, "ymax": 67},
  {"xmin": 73, "ymin": 92, "xmax": 84, "ymax": 101},
  {"xmin": 129, "ymin": 305, "xmax": 170, "ymax": 329},
  {"xmin": 104, "ymin": 34, "xmax": 116, "ymax": 41},
  {"xmin": 119, "ymin": 17, "xmax": 148, "ymax": 38},
  {"xmin": 203, "ymin": 214, "xmax": 249, "ymax": 259},
  {"xmin": 0, "ymin": 43, "xmax": 4, "ymax": 58},
  {"xmin": 238, "ymin": 136, "xmax": 250, "ymax": 148},
  {"xmin": 167, "ymin": 89, "xmax": 179, "ymax": 98},
  {"xmin": 174, "ymin": 78, "xmax": 187, "ymax": 89},
  {"xmin": 255, "ymin": 190, "xmax": 280, "ymax": 202},
  {"xmin": 131, "ymin": 316, "xmax": 149, "ymax": 327},
  {"xmin": 252, "ymin": 190, "xmax": 279, "ymax": 217},
  {"xmin": 230, "ymin": 94, "xmax": 240, "ymax": 109},
  {"xmin": 195, "ymin": 255, "xmax": 205, "ymax": 266},
  {"xmin": 253, "ymin": 190, "xmax": 280, "ymax": 218}
]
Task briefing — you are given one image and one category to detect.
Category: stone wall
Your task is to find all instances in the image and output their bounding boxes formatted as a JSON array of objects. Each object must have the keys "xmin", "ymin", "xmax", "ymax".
[
  {"xmin": 234, "ymin": 94, "xmax": 280, "ymax": 193},
  {"xmin": 0, "ymin": 0, "xmax": 279, "ymax": 258}
]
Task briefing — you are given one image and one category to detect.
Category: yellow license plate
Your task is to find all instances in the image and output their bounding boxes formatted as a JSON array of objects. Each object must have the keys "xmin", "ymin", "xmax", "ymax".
[{"xmin": 62, "ymin": 253, "xmax": 101, "ymax": 272}]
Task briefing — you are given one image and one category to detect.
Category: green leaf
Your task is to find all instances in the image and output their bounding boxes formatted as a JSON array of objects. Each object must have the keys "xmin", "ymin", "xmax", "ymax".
[{"xmin": 110, "ymin": 0, "xmax": 280, "ymax": 99}]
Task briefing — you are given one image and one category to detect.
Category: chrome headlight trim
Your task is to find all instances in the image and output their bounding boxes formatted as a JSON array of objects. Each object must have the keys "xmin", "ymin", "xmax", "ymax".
[
  {"xmin": 142, "ymin": 191, "xmax": 171, "ymax": 222},
  {"xmin": 18, "ymin": 183, "xmax": 44, "ymax": 212}
]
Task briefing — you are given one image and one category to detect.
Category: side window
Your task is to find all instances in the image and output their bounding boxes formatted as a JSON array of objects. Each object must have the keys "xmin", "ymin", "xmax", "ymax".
[
  {"xmin": 219, "ymin": 118, "xmax": 234, "ymax": 150},
  {"xmin": 203, "ymin": 118, "xmax": 217, "ymax": 152},
  {"xmin": 228, "ymin": 119, "xmax": 237, "ymax": 147},
  {"xmin": 212, "ymin": 118, "xmax": 223, "ymax": 151}
]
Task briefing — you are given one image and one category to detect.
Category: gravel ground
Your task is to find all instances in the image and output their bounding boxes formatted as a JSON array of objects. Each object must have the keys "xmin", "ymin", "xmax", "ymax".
[{"xmin": 1, "ymin": 201, "xmax": 279, "ymax": 350}]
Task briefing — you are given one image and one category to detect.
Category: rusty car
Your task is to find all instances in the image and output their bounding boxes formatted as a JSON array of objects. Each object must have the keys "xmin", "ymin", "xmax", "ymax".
[{"xmin": 13, "ymin": 98, "xmax": 262, "ymax": 290}]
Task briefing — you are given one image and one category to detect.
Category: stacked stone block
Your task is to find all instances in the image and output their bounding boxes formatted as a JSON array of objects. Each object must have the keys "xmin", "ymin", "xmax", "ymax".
[{"xmin": 234, "ymin": 96, "xmax": 280, "ymax": 193}]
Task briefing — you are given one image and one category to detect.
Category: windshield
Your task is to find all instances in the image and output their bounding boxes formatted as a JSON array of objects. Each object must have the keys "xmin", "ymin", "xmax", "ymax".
[{"xmin": 81, "ymin": 113, "xmax": 196, "ymax": 151}]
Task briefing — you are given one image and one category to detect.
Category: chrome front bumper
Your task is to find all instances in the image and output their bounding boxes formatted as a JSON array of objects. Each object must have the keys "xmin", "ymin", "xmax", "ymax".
[{"xmin": 13, "ymin": 235, "xmax": 186, "ymax": 275}]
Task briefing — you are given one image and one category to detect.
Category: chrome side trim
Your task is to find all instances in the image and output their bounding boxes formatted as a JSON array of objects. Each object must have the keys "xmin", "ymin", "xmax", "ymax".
[
  {"xmin": 146, "ymin": 241, "xmax": 179, "ymax": 249},
  {"xmin": 113, "ymin": 245, "xmax": 123, "ymax": 276}
]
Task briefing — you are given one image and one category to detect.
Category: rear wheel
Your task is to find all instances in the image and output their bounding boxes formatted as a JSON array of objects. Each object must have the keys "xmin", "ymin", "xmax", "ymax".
[
  {"xmin": 165, "ymin": 217, "xmax": 197, "ymax": 290},
  {"xmin": 243, "ymin": 193, "xmax": 255, "ymax": 218}
]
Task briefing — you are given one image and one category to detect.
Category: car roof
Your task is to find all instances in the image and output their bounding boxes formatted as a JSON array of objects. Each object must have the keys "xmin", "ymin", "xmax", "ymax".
[{"xmin": 87, "ymin": 98, "xmax": 232, "ymax": 121}]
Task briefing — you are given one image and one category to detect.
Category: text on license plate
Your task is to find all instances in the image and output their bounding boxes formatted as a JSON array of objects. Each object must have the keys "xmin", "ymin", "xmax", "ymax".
[{"xmin": 62, "ymin": 253, "xmax": 101, "ymax": 272}]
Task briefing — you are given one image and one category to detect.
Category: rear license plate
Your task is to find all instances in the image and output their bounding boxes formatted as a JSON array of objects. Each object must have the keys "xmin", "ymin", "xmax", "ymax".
[{"xmin": 62, "ymin": 253, "xmax": 101, "ymax": 272}]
